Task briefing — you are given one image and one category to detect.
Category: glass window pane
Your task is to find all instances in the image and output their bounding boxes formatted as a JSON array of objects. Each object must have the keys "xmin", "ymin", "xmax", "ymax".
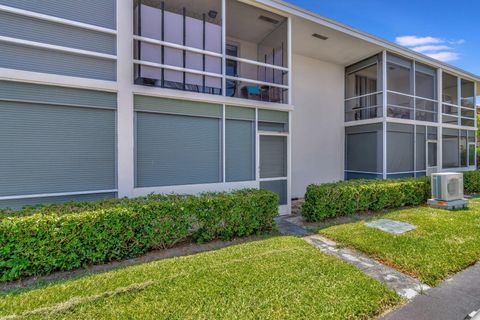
[
  {"xmin": 461, "ymin": 79, "xmax": 475, "ymax": 108},
  {"xmin": 387, "ymin": 55, "xmax": 413, "ymax": 94},
  {"xmin": 415, "ymin": 63, "xmax": 436, "ymax": 100},
  {"xmin": 442, "ymin": 73, "xmax": 458, "ymax": 105},
  {"xmin": 442, "ymin": 129, "xmax": 459, "ymax": 168}
]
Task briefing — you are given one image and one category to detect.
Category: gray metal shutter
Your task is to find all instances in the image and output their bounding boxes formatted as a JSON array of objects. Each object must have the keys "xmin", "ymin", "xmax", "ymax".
[
  {"xmin": 0, "ymin": 42, "xmax": 116, "ymax": 81},
  {"xmin": 226, "ymin": 120, "xmax": 255, "ymax": 182},
  {"xmin": 0, "ymin": 0, "xmax": 116, "ymax": 29},
  {"xmin": 0, "ymin": 11, "xmax": 116, "ymax": 55},
  {"xmin": 0, "ymin": 101, "xmax": 116, "ymax": 197},
  {"xmin": 260, "ymin": 136, "xmax": 287, "ymax": 179},
  {"xmin": 136, "ymin": 112, "xmax": 222, "ymax": 187}
]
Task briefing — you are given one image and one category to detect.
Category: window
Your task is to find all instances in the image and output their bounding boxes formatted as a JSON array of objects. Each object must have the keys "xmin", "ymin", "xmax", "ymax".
[
  {"xmin": 461, "ymin": 79, "xmax": 475, "ymax": 108},
  {"xmin": 415, "ymin": 63, "xmax": 436, "ymax": 100},
  {"xmin": 345, "ymin": 55, "xmax": 382, "ymax": 121}
]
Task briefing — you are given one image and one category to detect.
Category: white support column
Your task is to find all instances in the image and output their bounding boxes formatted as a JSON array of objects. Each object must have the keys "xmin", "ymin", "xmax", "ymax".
[
  {"xmin": 117, "ymin": 0, "xmax": 135, "ymax": 198},
  {"xmin": 221, "ymin": 0, "xmax": 227, "ymax": 96},
  {"xmin": 382, "ymin": 50, "xmax": 388, "ymax": 179},
  {"xmin": 437, "ymin": 69, "xmax": 443, "ymax": 171},
  {"xmin": 475, "ymin": 83, "xmax": 478, "ymax": 169},
  {"xmin": 287, "ymin": 15, "xmax": 292, "ymax": 105},
  {"xmin": 222, "ymin": 104, "xmax": 226, "ymax": 182}
]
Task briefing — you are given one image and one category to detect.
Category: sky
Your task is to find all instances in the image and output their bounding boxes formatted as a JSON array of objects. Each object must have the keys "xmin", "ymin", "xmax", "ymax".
[{"xmin": 285, "ymin": 0, "xmax": 480, "ymax": 76}]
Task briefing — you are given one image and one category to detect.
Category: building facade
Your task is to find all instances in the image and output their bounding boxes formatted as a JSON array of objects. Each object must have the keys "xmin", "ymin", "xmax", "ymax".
[{"xmin": 0, "ymin": 0, "xmax": 478, "ymax": 214}]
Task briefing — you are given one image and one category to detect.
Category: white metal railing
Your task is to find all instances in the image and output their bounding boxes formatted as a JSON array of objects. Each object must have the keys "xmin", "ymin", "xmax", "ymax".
[
  {"xmin": 225, "ymin": 55, "xmax": 289, "ymax": 72},
  {"xmin": 133, "ymin": 59, "xmax": 223, "ymax": 79},
  {"xmin": 133, "ymin": 35, "xmax": 223, "ymax": 58}
]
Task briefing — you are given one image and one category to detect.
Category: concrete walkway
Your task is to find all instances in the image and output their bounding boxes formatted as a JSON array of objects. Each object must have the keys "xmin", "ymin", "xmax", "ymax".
[
  {"xmin": 304, "ymin": 235, "xmax": 430, "ymax": 300},
  {"xmin": 276, "ymin": 214, "xmax": 430, "ymax": 300},
  {"xmin": 382, "ymin": 262, "xmax": 480, "ymax": 320}
]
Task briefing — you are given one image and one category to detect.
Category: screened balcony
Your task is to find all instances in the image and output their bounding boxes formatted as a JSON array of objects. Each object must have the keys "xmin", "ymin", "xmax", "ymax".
[
  {"xmin": 133, "ymin": 0, "xmax": 223, "ymax": 94},
  {"xmin": 132, "ymin": 0, "xmax": 289, "ymax": 104},
  {"xmin": 225, "ymin": 0, "xmax": 289, "ymax": 103}
]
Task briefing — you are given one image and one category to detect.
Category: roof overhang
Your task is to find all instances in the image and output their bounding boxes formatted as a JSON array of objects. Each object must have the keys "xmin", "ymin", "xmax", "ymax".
[{"xmin": 247, "ymin": 0, "xmax": 480, "ymax": 82}]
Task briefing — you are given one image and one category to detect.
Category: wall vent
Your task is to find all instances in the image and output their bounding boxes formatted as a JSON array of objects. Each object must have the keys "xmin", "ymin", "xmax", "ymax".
[
  {"xmin": 259, "ymin": 15, "xmax": 279, "ymax": 24},
  {"xmin": 312, "ymin": 33, "xmax": 328, "ymax": 40}
]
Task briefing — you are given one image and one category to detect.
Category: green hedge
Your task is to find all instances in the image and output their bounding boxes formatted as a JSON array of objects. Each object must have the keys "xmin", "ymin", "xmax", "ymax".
[
  {"xmin": 464, "ymin": 170, "xmax": 480, "ymax": 194},
  {"xmin": 0, "ymin": 189, "xmax": 278, "ymax": 282},
  {"xmin": 302, "ymin": 178, "xmax": 430, "ymax": 222}
]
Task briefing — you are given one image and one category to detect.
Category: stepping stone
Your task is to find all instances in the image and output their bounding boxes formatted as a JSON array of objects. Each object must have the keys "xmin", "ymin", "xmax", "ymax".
[{"xmin": 366, "ymin": 219, "xmax": 416, "ymax": 235}]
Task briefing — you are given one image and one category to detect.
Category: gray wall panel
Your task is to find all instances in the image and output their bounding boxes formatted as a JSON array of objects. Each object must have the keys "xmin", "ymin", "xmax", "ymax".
[
  {"xmin": 260, "ymin": 180, "xmax": 287, "ymax": 205},
  {"xmin": 136, "ymin": 112, "xmax": 222, "ymax": 187},
  {"xmin": 0, "ymin": 0, "xmax": 116, "ymax": 29},
  {"xmin": 0, "ymin": 42, "xmax": 116, "ymax": 81},
  {"xmin": 0, "ymin": 11, "xmax": 116, "ymax": 55},
  {"xmin": 0, "ymin": 81, "xmax": 117, "ymax": 109},
  {"xmin": 226, "ymin": 120, "xmax": 255, "ymax": 182},
  {"xmin": 0, "ymin": 102, "xmax": 116, "ymax": 196},
  {"xmin": 0, "ymin": 193, "xmax": 117, "ymax": 210}
]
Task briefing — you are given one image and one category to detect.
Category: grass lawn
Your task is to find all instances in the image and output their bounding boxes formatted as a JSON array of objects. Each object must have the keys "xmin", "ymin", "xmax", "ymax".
[
  {"xmin": 321, "ymin": 199, "xmax": 480, "ymax": 286},
  {"xmin": 0, "ymin": 237, "xmax": 400, "ymax": 320}
]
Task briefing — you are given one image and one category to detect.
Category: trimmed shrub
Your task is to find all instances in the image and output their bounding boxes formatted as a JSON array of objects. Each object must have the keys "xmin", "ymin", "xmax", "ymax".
[
  {"xmin": 0, "ymin": 189, "xmax": 278, "ymax": 282},
  {"xmin": 464, "ymin": 170, "xmax": 480, "ymax": 194},
  {"xmin": 302, "ymin": 178, "xmax": 430, "ymax": 222}
]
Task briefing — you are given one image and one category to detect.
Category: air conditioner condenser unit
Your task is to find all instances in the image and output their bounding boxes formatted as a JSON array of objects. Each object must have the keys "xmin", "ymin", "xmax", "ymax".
[{"xmin": 428, "ymin": 172, "xmax": 468, "ymax": 210}]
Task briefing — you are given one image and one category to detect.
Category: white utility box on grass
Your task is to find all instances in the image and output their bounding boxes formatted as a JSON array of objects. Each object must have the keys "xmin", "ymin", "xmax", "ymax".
[{"xmin": 428, "ymin": 172, "xmax": 468, "ymax": 210}]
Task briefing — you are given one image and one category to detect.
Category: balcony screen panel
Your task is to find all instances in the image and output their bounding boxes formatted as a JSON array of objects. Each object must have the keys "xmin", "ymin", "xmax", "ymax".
[
  {"xmin": 0, "ymin": 0, "xmax": 116, "ymax": 29},
  {"xmin": 260, "ymin": 136, "xmax": 287, "ymax": 179},
  {"xmin": 387, "ymin": 123, "xmax": 414, "ymax": 173},
  {"xmin": 226, "ymin": 119, "xmax": 255, "ymax": 182},
  {"xmin": 136, "ymin": 112, "xmax": 222, "ymax": 187},
  {"xmin": 387, "ymin": 92, "xmax": 413, "ymax": 119},
  {"xmin": 138, "ymin": 5, "xmax": 162, "ymax": 40},
  {"xmin": 205, "ymin": 22, "xmax": 222, "ymax": 53},
  {"xmin": 346, "ymin": 61, "xmax": 379, "ymax": 99},
  {"xmin": 0, "ymin": 11, "xmax": 116, "ymax": 55},
  {"xmin": 0, "ymin": 101, "xmax": 116, "ymax": 197},
  {"xmin": 387, "ymin": 54, "xmax": 412, "ymax": 94},
  {"xmin": 461, "ymin": 79, "xmax": 475, "ymax": 108},
  {"xmin": 345, "ymin": 94, "xmax": 382, "ymax": 121},
  {"xmin": 415, "ymin": 63, "xmax": 436, "ymax": 100},
  {"xmin": 442, "ymin": 129, "xmax": 459, "ymax": 168},
  {"xmin": 442, "ymin": 73, "xmax": 458, "ymax": 104}
]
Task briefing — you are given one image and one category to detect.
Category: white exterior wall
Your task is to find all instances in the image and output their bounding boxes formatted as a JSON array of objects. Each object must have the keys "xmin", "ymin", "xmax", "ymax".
[{"xmin": 291, "ymin": 54, "xmax": 344, "ymax": 198}]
